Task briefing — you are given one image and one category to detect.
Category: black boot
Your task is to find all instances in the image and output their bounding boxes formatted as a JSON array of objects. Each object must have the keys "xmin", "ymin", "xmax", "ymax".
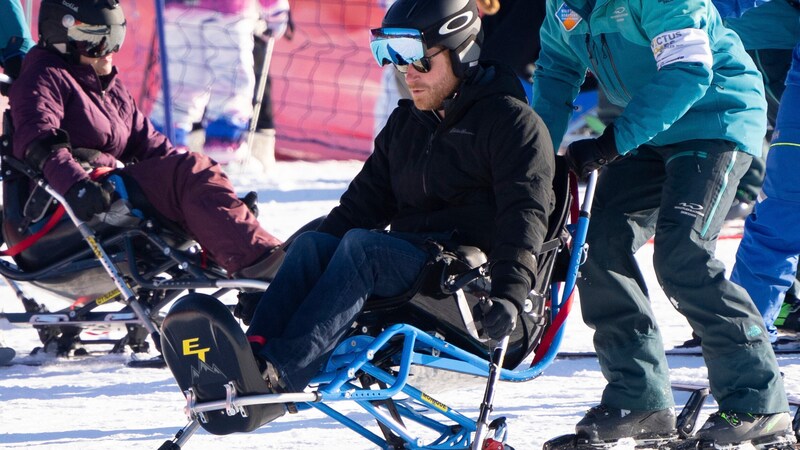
[
  {"xmin": 695, "ymin": 411, "xmax": 796, "ymax": 446},
  {"xmin": 575, "ymin": 404, "xmax": 677, "ymax": 444}
]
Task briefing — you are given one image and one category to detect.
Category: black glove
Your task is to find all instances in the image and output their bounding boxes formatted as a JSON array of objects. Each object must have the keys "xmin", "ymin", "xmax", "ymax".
[
  {"xmin": 564, "ymin": 124, "xmax": 619, "ymax": 179},
  {"xmin": 481, "ymin": 297, "xmax": 519, "ymax": 340},
  {"xmin": 2, "ymin": 54, "xmax": 23, "ymax": 80},
  {"xmin": 64, "ymin": 179, "xmax": 114, "ymax": 221}
]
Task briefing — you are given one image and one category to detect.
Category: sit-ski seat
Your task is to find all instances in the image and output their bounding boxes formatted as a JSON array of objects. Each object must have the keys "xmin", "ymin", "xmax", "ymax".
[
  {"xmin": 355, "ymin": 156, "xmax": 572, "ymax": 369},
  {"xmin": 156, "ymin": 156, "xmax": 574, "ymax": 450},
  {"xmin": 0, "ymin": 156, "xmax": 193, "ymax": 299}
]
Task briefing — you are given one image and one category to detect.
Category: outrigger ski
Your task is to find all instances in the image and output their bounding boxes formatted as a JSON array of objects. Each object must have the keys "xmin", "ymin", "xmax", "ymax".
[
  {"xmin": 159, "ymin": 293, "xmax": 286, "ymax": 436},
  {"xmin": 544, "ymin": 384, "xmax": 800, "ymax": 450}
]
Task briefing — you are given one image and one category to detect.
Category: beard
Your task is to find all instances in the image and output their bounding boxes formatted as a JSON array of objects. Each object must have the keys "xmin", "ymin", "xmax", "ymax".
[{"xmin": 408, "ymin": 74, "xmax": 460, "ymax": 111}]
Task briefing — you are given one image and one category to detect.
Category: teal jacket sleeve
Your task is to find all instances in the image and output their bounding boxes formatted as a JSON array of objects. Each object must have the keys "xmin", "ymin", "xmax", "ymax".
[
  {"xmin": 532, "ymin": 1, "xmax": 587, "ymax": 152},
  {"xmin": 0, "ymin": 0, "xmax": 34, "ymax": 66},
  {"xmin": 612, "ymin": 2, "xmax": 715, "ymax": 154}
]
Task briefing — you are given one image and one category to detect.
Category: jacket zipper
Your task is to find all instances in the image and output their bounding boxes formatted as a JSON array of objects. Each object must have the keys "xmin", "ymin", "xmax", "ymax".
[
  {"xmin": 422, "ymin": 135, "xmax": 433, "ymax": 196},
  {"xmin": 600, "ymin": 34, "xmax": 632, "ymax": 102},
  {"xmin": 421, "ymin": 111, "xmax": 442, "ymax": 198},
  {"xmin": 584, "ymin": 33, "xmax": 605, "ymax": 90},
  {"xmin": 585, "ymin": 33, "xmax": 625, "ymax": 103}
]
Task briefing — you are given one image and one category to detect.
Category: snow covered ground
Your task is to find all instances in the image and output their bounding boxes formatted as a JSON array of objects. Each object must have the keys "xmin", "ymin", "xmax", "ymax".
[{"xmin": 0, "ymin": 160, "xmax": 798, "ymax": 450}]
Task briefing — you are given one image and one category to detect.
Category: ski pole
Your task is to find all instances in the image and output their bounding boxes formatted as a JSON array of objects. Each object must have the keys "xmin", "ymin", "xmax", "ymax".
[
  {"xmin": 472, "ymin": 335, "xmax": 510, "ymax": 450},
  {"xmin": 243, "ymin": 33, "xmax": 276, "ymax": 166},
  {"xmin": 154, "ymin": 0, "xmax": 175, "ymax": 144}
]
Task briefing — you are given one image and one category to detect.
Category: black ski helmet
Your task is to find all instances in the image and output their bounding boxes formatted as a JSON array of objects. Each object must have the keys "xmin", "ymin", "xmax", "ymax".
[
  {"xmin": 382, "ymin": 0, "xmax": 482, "ymax": 78},
  {"xmin": 39, "ymin": 0, "xmax": 126, "ymax": 60}
]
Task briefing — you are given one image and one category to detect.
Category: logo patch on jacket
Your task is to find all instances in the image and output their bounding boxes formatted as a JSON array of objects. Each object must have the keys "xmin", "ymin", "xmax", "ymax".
[{"xmin": 556, "ymin": 3, "xmax": 582, "ymax": 31}]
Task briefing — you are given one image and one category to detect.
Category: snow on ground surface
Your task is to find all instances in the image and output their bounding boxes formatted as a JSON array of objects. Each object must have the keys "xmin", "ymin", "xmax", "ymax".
[{"xmin": 0, "ymin": 160, "xmax": 798, "ymax": 450}]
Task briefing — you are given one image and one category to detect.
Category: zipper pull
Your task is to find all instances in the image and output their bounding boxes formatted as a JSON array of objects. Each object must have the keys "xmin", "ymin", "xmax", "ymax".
[{"xmin": 600, "ymin": 34, "xmax": 609, "ymax": 58}]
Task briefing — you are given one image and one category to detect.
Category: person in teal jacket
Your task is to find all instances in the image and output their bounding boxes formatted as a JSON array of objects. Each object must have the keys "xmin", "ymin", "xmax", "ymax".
[
  {"xmin": 0, "ymin": 0, "xmax": 34, "ymax": 80},
  {"xmin": 533, "ymin": 1, "xmax": 794, "ymax": 448}
]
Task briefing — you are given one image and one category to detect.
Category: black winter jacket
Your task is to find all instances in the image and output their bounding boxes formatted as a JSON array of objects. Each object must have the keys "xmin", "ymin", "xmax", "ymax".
[{"xmin": 318, "ymin": 63, "xmax": 555, "ymax": 308}]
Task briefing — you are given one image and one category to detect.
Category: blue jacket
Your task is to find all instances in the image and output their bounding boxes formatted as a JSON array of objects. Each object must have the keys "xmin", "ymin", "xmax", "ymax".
[
  {"xmin": 0, "ymin": 0, "xmax": 34, "ymax": 68},
  {"xmin": 713, "ymin": 0, "xmax": 769, "ymax": 18},
  {"xmin": 721, "ymin": 0, "xmax": 800, "ymax": 50},
  {"xmin": 533, "ymin": 0, "xmax": 767, "ymax": 156}
]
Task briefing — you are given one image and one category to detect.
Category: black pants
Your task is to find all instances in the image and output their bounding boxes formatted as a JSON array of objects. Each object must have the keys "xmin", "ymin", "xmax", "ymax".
[{"xmin": 578, "ymin": 140, "xmax": 788, "ymax": 414}]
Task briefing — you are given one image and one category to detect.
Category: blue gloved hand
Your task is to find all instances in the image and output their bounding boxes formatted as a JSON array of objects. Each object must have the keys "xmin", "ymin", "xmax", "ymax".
[
  {"xmin": 481, "ymin": 297, "xmax": 519, "ymax": 340},
  {"xmin": 564, "ymin": 124, "xmax": 619, "ymax": 178}
]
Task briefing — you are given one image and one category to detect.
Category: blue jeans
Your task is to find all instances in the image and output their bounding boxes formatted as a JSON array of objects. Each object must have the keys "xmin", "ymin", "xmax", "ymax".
[{"xmin": 246, "ymin": 229, "xmax": 429, "ymax": 391}]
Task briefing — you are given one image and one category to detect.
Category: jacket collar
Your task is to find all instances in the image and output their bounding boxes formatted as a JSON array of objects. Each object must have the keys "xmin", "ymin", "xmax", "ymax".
[
  {"xmin": 29, "ymin": 47, "xmax": 120, "ymax": 94},
  {"xmin": 67, "ymin": 62, "xmax": 119, "ymax": 94},
  {"xmin": 563, "ymin": 0, "xmax": 613, "ymax": 19},
  {"xmin": 402, "ymin": 63, "xmax": 527, "ymax": 130}
]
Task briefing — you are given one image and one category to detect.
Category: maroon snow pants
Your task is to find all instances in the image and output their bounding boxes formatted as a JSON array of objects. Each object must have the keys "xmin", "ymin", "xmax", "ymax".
[{"xmin": 120, "ymin": 151, "xmax": 280, "ymax": 273}]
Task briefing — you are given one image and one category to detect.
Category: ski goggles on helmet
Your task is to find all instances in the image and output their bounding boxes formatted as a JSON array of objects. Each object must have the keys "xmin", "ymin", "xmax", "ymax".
[
  {"xmin": 66, "ymin": 19, "xmax": 126, "ymax": 58},
  {"xmin": 370, "ymin": 27, "xmax": 441, "ymax": 73}
]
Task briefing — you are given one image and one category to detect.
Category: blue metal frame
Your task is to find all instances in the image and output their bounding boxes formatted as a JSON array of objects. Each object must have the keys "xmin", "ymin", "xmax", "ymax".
[
  {"xmin": 166, "ymin": 172, "xmax": 598, "ymax": 450},
  {"xmin": 282, "ymin": 173, "xmax": 599, "ymax": 448},
  {"xmin": 154, "ymin": 0, "xmax": 175, "ymax": 144}
]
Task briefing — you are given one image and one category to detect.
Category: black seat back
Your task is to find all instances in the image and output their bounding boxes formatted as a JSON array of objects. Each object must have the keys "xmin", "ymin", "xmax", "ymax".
[{"xmin": 358, "ymin": 156, "xmax": 572, "ymax": 369}]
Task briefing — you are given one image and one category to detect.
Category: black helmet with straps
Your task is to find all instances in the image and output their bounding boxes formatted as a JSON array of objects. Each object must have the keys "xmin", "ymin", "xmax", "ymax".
[
  {"xmin": 39, "ymin": 0, "xmax": 126, "ymax": 61},
  {"xmin": 382, "ymin": 0, "xmax": 482, "ymax": 77}
]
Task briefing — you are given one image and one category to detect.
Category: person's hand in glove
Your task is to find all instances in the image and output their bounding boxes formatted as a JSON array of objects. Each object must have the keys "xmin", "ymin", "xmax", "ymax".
[
  {"xmin": 64, "ymin": 179, "xmax": 114, "ymax": 221},
  {"xmin": 481, "ymin": 297, "xmax": 519, "ymax": 339},
  {"xmin": 3, "ymin": 55, "xmax": 23, "ymax": 78},
  {"xmin": 564, "ymin": 124, "xmax": 620, "ymax": 178},
  {"xmin": 72, "ymin": 147, "xmax": 120, "ymax": 170}
]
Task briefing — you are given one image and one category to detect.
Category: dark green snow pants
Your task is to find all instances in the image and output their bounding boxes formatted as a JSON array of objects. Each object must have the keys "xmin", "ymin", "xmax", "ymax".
[{"xmin": 578, "ymin": 139, "xmax": 789, "ymax": 414}]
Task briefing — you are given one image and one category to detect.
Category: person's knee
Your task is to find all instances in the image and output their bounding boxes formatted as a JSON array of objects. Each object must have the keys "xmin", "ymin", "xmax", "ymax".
[
  {"xmin": 338, "ymin": 229, "xmax": 375, "ymax": 255},
  {"xmin": 178, "ymin": 150, "xmax": 217, "ymax": 171},
  {"xmin": 289, "ymin": 231, "xmax": 333, "ymax": 254},
  {"xmin": 652, "ymin": 243, "xmax": 706, "ymax": 295}
]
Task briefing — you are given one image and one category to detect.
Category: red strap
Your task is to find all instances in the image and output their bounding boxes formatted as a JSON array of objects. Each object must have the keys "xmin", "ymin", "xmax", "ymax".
[
  {"xmin": 89, "ymin": 166, "xmax": 115, "ymax": 180},
  {"xmin": 569, "ymin": 172, "xmax": 580, "ymax": 224},
  {"xmin": 0, "ymin": 205, "xmax": 66, "ymax": 257},
  {"xmin": 530, "ymin": 288, "xmax": 575, "ymax": 366},
  {"xmin": 0, "ymin": 166, "xmax": 114, "ymax": 257}
]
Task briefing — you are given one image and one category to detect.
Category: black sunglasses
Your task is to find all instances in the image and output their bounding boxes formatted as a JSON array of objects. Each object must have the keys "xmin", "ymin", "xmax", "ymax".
[{"xmin": 394, "ymin": 47, "xmax": 446, "ymax": 74}]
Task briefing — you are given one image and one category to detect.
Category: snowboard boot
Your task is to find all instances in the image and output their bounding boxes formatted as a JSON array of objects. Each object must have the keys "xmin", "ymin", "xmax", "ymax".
[
  {"xmin": 775, "ymin": 293, "xmax": 800, "ymax": 332},
  {"xmin": 694, "ymin": 411, "xmax": 796, "ymax": 447},
  {"xmin": 575, "ymin": 404, "xmax": 678, "ymax": 445},
  {"xmin": 234, "ymin": 245, "xmax": 286, "ymax": 281}
]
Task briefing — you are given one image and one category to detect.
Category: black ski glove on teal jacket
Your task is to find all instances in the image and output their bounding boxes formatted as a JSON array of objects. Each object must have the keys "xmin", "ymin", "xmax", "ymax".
[{"xmin": 565, "ymin": 124, "xmax": 619, "ymax": 179}]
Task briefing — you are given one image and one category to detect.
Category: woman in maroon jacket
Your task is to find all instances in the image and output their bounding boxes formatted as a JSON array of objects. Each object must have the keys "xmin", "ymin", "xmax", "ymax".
[{"xmin": 9, "ymin": 0, "xmax": 282, "ymax": 278}]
